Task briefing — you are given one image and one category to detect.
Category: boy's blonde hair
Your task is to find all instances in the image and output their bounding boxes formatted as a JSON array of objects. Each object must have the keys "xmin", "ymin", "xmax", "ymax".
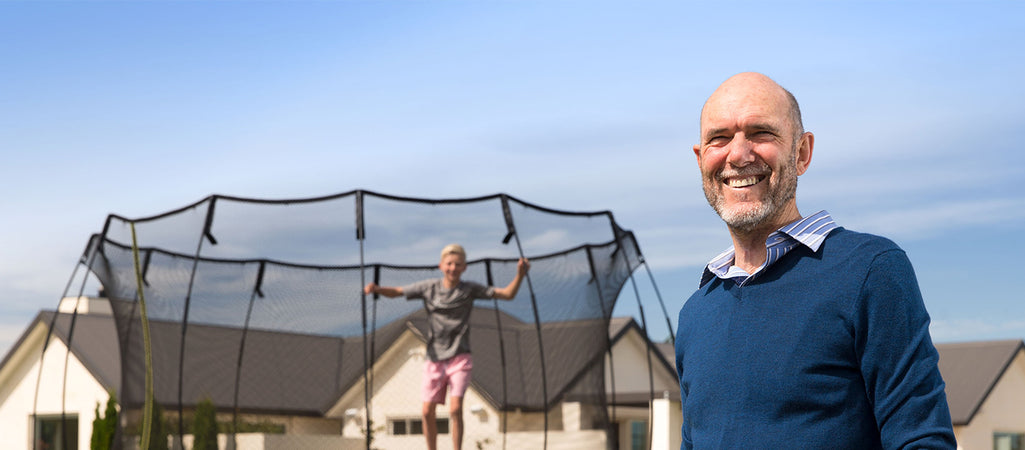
[{"xmin": 440, "ymin": 244, "xmax": 467, "ymax": 261}]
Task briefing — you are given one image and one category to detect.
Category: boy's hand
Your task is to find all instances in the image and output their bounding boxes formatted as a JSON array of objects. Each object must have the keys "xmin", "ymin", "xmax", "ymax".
[
  {"xmin": 363, "ymin": 283, "xmax": 377, "ymax": 295},
  {"xmin": 517, "ymin": 258, "xmax": 530, "ymax": 275}
]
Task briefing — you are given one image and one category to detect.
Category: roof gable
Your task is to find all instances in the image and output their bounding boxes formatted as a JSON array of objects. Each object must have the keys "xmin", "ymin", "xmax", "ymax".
[
  {"xmin": 24, "ymin": 312, "xmax": 121, "ymax": 392},
  {"xmin": 936, "ymin": 339, "xmax": 1025, "ymax": 425}
]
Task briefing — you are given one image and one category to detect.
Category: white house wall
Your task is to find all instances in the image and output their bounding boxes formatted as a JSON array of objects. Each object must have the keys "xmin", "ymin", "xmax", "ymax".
[
  {"xmin": 340, "ymin": 331, "xmax": 514, "ymax": 449},
  {"xmin": 606, "ymin": 329, "xmax": 682, "ymax": 450},
  {"xmin": 651, "ymin": 398, "xmax": 682, "ymax": 450},
  {"xmin": 332, "ymin": 329, "xmax": 588, "ymax": 449},
  {"xmin": 953, "ymin": 349, "xmax": 1025, "ymax": 450},
  {"xmin": 0, "ymin": 325, "xmax": 110, "ymax": 450},
  {"xmin": 607, "ymin": 329, "xmax": 678, "ymax": 397}
]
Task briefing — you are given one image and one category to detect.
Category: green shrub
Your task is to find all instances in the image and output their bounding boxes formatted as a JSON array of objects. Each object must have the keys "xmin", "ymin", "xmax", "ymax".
[
  {"xmin": 192, "ymin": 398, "xmax": 218, "ymax": 450},
  {"xmin": 90, "ymin": 392, "xmax": 118, "ymax": 450}
]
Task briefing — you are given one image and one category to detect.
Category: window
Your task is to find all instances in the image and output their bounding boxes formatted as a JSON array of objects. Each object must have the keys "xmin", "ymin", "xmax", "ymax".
[
  {"xmin": 995, "ymin": 432, "xmax": 1025, "ymax": 450},
  {"xmin": 389, "ymin": 417, "xmax": 450, "ymax": 435},
  {"xmin": 629, "ymin": 420, "xmax": 648, "ymax": 450},
  {"xmin": 392, "ymin": 420, "xmax": 407, "ymax": 435},
  {"xmin": 34, "ymin": 415, "xmax": 79, "ymax": 450}
]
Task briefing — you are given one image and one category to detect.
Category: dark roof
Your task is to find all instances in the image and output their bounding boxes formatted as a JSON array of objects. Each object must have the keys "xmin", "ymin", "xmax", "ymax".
[
  {"xmin": 936, "ymin": 339, "xmax": 1025, "ymax": 426},
  {"xmin": 46, "ymin": 311, "xmax": 122, "ymax": 390},
  {"xmin": 114, "ymin": 309, "xmax": 409, "ymax": 416},
  {"xmin": 15, "ymin": 305, "xmax": 673, "ymax": 415},
  {"xmin": 8, "ymin": 308, "xmax": 409, "ymax": 416},
  {"xmin": 0, "ymin": 311, "xmax": 122, "ymax": 393}
]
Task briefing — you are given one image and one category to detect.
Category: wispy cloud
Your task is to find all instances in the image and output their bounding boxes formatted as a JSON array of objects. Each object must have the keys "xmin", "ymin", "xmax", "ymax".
[{"xmin": 838, "ymin": 197, "xmax": 1025, "ymax": 241}]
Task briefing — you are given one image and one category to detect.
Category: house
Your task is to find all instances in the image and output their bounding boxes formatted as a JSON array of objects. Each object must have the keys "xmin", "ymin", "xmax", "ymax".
[
  {"xmin": 0, "ymin": 296, "xmax": 681, "ymax": 450},
  {"xmin": 936, "ymin": 339, "xmax": 1025, "ymax": 450},
  {"xmin": 11, "ymin": 297, "xmax": 1025, "ymax": 450},
  {"xmin": 0, "ymin": 297, "xmax": 115, "ymax": 450}
]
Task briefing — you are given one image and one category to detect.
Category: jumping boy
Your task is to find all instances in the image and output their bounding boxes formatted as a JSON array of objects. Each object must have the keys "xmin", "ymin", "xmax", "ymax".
[{"xmin": 364, "ymin": 244, "xmax": 530, "ymax": 450}]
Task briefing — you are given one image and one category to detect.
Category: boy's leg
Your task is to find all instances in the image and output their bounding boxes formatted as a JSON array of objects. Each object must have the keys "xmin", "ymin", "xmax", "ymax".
[
  {"xmin": 449, "ymin": 395, "xmax": 464, "ymax": 450},
  {"xmin": 423, "ymin": 401, "xmax": 439, "ymax": 450},
  {"xmin": 446, "ymin": 354, "xmax": 473, "ymax": 450},
  {"xmin": 422, "ymin": 359, "xmax": 448, "ymax": 450}
]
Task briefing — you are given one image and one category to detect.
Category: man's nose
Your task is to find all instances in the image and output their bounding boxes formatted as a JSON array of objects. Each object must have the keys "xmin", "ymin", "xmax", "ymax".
[{"xmin": 725, "ymin": 134, "xmax": 756, "ymax": 167}]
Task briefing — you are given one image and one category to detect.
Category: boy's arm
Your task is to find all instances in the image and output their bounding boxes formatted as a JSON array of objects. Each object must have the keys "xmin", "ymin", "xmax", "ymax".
[
  {"xmin": 364, "ymin": 283, "xmax": 404, "ymax": 298},
  {"xmin": 492, "ymin": 258, "xmax": 530, "ymax": 300}
]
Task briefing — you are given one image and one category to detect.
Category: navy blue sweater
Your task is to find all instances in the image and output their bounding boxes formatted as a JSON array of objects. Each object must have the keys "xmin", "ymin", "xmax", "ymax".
[{"xmin": 676, "ymin": 228, "xmax": 955, "ymax": 449}]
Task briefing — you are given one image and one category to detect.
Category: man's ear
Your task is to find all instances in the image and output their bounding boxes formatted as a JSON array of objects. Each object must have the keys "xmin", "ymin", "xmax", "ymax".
[
  {"xmin": 795, "ymin": 132, "xmax": 814, "ymax": 176},
  {"xmin": 693, "ymin": 144, "xmax": 702, "ymax": 165}
]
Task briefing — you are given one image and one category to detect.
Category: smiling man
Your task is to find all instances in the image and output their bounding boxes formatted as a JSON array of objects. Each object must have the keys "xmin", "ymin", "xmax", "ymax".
[{"xmin": 675, "ymin": 73, "xmax": 956, "ymax": 449}]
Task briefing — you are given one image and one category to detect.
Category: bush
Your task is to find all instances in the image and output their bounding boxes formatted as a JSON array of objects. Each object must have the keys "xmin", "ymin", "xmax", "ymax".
[
  {"xmin": 90, "ymin": 392, "xmax": 118, "ymax": 450},
  {"xmin": 192, "ymin": 398, "xmax": 218, "ymax": 450}
]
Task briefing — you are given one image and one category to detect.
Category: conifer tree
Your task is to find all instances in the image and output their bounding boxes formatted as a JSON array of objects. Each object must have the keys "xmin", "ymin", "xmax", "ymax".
[
  {"xmin": 192, "ymin": 397, "xmax": 218, "ymax": 450},
  {"xmin": 90, "ymin": 392, "xmax": 118, "ymax": 450}
]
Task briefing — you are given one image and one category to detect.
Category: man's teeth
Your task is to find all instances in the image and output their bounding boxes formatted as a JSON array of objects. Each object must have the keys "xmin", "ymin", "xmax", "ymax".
[{"xmin": 727, "ymin": 176, "xmax": 761, "ymax": 188}]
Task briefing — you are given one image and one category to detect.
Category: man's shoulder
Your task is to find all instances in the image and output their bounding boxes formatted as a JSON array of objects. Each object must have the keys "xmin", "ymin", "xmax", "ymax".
[{"xmin": 822, "ymin": 227, "xmax": 903, "ymax": 256}]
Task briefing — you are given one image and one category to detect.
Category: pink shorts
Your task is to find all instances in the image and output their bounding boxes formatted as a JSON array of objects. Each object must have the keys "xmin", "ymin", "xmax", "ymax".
[{"xmin": 422, "ymin": 353, "xmax": 473, "ymax": 404}]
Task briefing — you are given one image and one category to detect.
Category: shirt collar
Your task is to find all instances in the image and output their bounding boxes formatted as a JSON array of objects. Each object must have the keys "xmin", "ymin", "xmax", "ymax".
[
  {"xmin": 699, "ymin": 210, "xmax": 838, "ymax": 287},
  {"xmin": 777, "ymin": 210, "xmax": 837, "ymax": 252}
]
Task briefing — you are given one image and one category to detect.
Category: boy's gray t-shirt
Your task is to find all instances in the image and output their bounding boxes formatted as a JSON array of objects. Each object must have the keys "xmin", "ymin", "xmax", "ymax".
[{"xmin": 403, "ymin": 279, "xmax": 495, "ymax": 362}]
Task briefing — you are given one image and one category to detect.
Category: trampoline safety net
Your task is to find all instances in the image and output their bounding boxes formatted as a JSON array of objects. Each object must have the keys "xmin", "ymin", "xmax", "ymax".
[{"xmin": 43, "ymin": 190, "xmax": 672, "ymax": 450}]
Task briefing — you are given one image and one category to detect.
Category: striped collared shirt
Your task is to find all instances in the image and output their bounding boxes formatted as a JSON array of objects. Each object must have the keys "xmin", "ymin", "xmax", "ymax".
[{"xmin": 700, "ymin": 210, "xmax": 838, "ymax": 287}]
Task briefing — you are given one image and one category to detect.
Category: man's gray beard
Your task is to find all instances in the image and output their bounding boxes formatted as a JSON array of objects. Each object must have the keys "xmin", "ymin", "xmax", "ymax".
[{"xmin": 703, "ymin": 156, "xmax": 799, "ymax": 233}]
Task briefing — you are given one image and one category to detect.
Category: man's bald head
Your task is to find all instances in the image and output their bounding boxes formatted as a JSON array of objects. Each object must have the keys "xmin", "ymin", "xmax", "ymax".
[{"xmin": 700, "ymin": 72, "xmax": 804, "ymax": 141}]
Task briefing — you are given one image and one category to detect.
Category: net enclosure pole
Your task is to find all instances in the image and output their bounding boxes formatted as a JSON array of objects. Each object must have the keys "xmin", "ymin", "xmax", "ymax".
[
  {"xmin": 131, "ymin": 223, "xmax": 157, "ymax": 450},
  {"xmin": 174, "ymin": 198, "xmax": 218, "ymax": 446},
  {"xmin": 613, "ymin": 223, "xmax": 658, "ymax": 450},
  {"xmin": 36, "ymin": 237, "xmax": 97, "ymax": 450},
  {"xmin": 628, "ymin": 231, "xmax": 675, "ymax": 345},
  {"xmin": 500, "ymin": 195, "xmax": 549, "ymax": 450},
  {"xmin": 356, "ymin": 190, "xmax": 372, "ymax": 450},
  {"xmin": 643, "ymin": 259, "xmax": 675, "ymax": 345},
  {"xmin": 231, "ymin": 260, "xmax": 266, "ymax": 450},
  {"xmin": 485, "ymin": 260, "xmax": 510, "ymax": 450},
  {"xmin": 369, "ymin": 264, "xmax": 380, "ymax": 434},
  {"xmin": 586, "ymin": 246, "xmax": 618, "ymax": 426},
  {"xmin": 32, "ymin": 242, "xmax": 86, "ymax": 450},
  {"xmin": 58, "ymin": 250, "xmax": 97, "ymax": 450}
]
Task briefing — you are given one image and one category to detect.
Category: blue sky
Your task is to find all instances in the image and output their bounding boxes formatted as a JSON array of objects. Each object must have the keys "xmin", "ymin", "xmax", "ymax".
[{"xmin": 2, "ymin": 1, "xmax": 1023, "ymax": 356}]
